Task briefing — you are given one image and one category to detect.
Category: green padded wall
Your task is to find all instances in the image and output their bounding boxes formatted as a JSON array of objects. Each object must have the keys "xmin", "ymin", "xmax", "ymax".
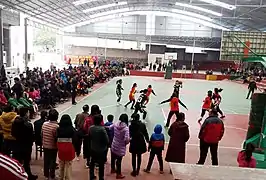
[{"xmin": 246, "ymin": 93, "xmax": 266, "ymax": 140}]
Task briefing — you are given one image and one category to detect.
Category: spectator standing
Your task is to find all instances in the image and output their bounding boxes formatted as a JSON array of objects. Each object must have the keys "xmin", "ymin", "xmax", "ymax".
[
  {"xmin": 11, "ymin": 107, "xmax": 38, "ymax": 180},
  {"xmin": 57, "ymin": 115, "xmax": 76, "ymax": 180},
  {"xmin": 42, "ymin": 109, "xmax": 59, "ymax": 179},
  {"xmin": 34, "ymin": 111, "xmax": 48, "ymax": 148},
  {"xmin": 110, "ymin": 114, "xmax": 130, "ymax": 179},
  {"xmin": 11, "ymin": 78, "xmax": 23, "ymax": 99},
  {"xmin": 71, "ymin": 74, "xmax": 78, "ymax": 105},
  {"xmin": 0, "ymin": 106, "xmax": 17, "ymax": 156},
  {"xmin": 0, "ymin": 153, "xmax": 28, "ymax": 180},
  {"xmin": 89, "ymin": 114, "xmax": 109, "ymax": 180},
  {"xmin": 129, "ymin": 113, "xmax": 149, "ymax": 177},
  {"xmin": 237, "ymin": 143, "xmax": 256, "ymax": 168},
  {"xmin": 246, "ymin": 79, "xmax": 257, "ymax": 99},
  {"xmin": 104, "ymin": 114, "xmax": 114, "ymax": 162},
  {"xmin": 83, "ymin": 105, "xmax": 103, "ymax": 168},
  {"xmin": 165, "ymin": 113, "xmax": 190, "ymax": 166},
  {"xmin": 144, "ymin": 124, "xmax": 165, "ymax": 174},
  {"xmin": 74, "ymin": 105, "xmax": 90, "ymax": 160},
  {"xmin": 197, "ymin": 109, "xmax": 224, "ymax": 166}
]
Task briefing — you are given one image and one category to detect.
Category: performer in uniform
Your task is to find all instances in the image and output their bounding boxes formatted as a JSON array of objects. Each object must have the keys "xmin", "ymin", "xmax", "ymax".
[
  {"xmin": 198, "ymin": 90, "xmax": 213, "ymax": 124},
  {"xmin": 133, "ymin": 89, "xmax": 148, "ymax": 120},
  {"xmin": 144, "ymin": 85, "xmax": 156, "ymax": 106},
  {"xmin": 173, "ymin": 80, "xmax": 182, "ymax": 97},
  {"xmin": 160, "ymin": 92, "xmax": 187, "ymax": 127},
  {"xmin": 125, "ymin": 83, "xmax": 137, "ymax": 109},
  {"xmin": 116, "ymin": 79, "xmax": 124, "ymax": 104},
  {"xmin": 212, "ymin": 88, "xmax": 225, "ymax": 119}
]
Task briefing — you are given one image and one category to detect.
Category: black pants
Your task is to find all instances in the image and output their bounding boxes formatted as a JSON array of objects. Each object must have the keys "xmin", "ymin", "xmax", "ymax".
[
  {"xmin": 197, "ymin": 140, "xmax": 218, "ymax": 165},
  {"xmin": 125, "ymin": 100, "xmax": 135, "ymax": 109},
  {"xmin": 3, "ymin": 139, "xmax": 16, "ymax": 156},
  {"xmin": 111, "ymin": 152, "xmax": 123, "ymax": 175},
  {"xmin": 146, "ymin": 150, "xmax": 163, "ymax": 171},
  {"xmin": 216, "ymin": 105, "xmax": 224, "ymax": 116},
  {"xmin": 247, "ymin": 89, "xmax": 254, "ymax": 99},
  {"xmin": 117, "ymin": 93, "xmax": 122, "ymax": 103},
  {"xmin": 200, "ymin": 109, "xmax": 207, "ymax": 118},
  {"xmin": 166, "ymin": 110, "xmax": 179, "ymax": 127},
  {"xmin": 13, "ymin": 147, "xmax": 33, "ymax": 177},
  {"xmin": 83, "ymin": 136, "xmax": 91, "ymax": 166},
  {"xmin": 43, "ymin": 148, "xmax": 58, "ymax": 178},
  {"xmin": 74, "ymin": 131, "xmax": 83, "ymax": 157},
  {"xmin": 131, "ymin": 153, "xmax": 142, "ymax": 173},
  {"xmin": 90, "ymin": 151, "xmax": 105, "ymax": 180},
  {"xmin": 133, "ymin": 105, "xmax": 147, "ymax": 119},
  {"xmin": 72, "ymin": 89, "xmax": 77, "ymax": 104}
]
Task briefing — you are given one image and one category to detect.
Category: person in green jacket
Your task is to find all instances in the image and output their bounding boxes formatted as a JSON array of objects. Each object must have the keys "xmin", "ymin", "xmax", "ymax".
[{"xmin": 7, "ymin": 93, "xmax": 23, "ymax": 109}]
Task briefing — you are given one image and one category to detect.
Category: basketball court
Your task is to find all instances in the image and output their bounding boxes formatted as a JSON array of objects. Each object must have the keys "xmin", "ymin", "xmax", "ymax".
[{"xmin": 31, "ymin": 76, "xmax": 251, "ymax": 180}]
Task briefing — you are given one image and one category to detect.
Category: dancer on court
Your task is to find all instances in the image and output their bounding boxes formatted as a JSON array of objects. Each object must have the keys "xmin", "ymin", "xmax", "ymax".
[
  {"xmin": 125, "ymin": 83, "xmax": 137, "ymax": 109},
  {"xmin": 212, "ymin": 88, "xmax": 225, "ymax": 119},
  {"xmin": 160, "ymin": 92, "xmax": 187, "ymax": 127},
  {"xmin": 144, "ymin": 85, "xmax": 156, "ymax": 106},
  {"xmin": 116, "ymin": 79, "xmax": 124, "ymax": 105},
  {"xmin": 198, "ymin": 90, "xmax": 213, "ymax": 124},
  {"xmin": 133, "ymin": 89, "xmax": 148, "ymax": 120},
  {"xmin": 173, "ymin": 80, "xmax": 182, "ymax": 97}
]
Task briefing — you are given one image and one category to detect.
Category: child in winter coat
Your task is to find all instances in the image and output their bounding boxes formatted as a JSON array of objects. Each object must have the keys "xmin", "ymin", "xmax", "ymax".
[
  {"xmin": 110, "ymin": 114, "xmax": 130, "ymax": 179},
  {"xmin": 104, "ymin": 114, "xmax": 114, "ymax": 163},
  {"xmin": 144, "ymin": 124, "xmax": 165, "ymax": 174},
  {"xmin": 105, "ymin": 114, "xmax": 114, "ymax": 146},
  {"xmin": 57, "ymin": 114, "xmax": 76, "ymax": 180},
  {"xmin": 237, "ymin": 143, "xmax": 256, "ymax": 168}
]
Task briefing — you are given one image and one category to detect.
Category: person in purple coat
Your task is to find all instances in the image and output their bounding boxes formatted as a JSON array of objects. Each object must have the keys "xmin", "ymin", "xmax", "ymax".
[{"xmin": 110, "ymin": 114, "xmax": 130, "ymax": 179}]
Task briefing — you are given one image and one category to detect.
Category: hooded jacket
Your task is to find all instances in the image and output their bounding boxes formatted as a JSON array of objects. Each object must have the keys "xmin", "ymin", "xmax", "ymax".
[
  {"xmin": 0, "ymin": 112, "xmax": 17, "ymax": 140},
  {"xmin": 111, "ymin": 121, "xmax": 130, "ymax": 157},
  {"xmin": 149, "ymin": 124, "xmax": 165, "ymax": 151}
]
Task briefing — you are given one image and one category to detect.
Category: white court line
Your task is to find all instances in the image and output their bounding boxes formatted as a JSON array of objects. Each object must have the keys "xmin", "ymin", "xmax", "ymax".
[
  {"xmin": 161, "ymin": 107, "xmax": 167, "ymax": 123},
  {"xmin": 225, "ymin": 125, "xmax": 247, "ymax": 132},
  {"xmin": 60, "ymin": 79, "xmax": 114, "ymax": 115}
]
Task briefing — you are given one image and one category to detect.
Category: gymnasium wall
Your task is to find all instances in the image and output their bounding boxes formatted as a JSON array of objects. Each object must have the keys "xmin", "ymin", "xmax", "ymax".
[{"xmin": 65, "ymin": 45, "xmax": 147, "ymax": 60}]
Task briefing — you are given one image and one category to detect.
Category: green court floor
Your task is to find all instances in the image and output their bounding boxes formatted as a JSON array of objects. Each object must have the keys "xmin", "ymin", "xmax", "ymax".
[{"xmin": 61, "ymin": 76, "xmax": 251, "ymax": 141}]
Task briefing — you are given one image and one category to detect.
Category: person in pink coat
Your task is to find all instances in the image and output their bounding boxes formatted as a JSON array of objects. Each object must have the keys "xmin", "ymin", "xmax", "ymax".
[{"xmin": 237, "ymin": 143, "xmax": 256, "ymax": 168}]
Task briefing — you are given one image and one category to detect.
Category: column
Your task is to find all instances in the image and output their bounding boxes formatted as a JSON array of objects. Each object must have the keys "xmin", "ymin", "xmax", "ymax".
[
  {"xmin": 24, "ymin": 18, "xmax": 28, "ymax": 70},
  {"xmin": 0, "ymin": 10, "xmax": 3, "ymax": 67},
  {"xmin": 104, "ymin": 38, "xmax": 107, "ymax": 60}
]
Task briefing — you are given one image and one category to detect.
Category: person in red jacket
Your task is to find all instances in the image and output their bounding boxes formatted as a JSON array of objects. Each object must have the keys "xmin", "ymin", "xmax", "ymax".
[
  {"xmin": 160, "ymin": 92, "xmax": 187, "ymax": 127},
  {"xmin": 0, "ymin": 153, "xmax": 28, "ymax": 180},
  {"xmin": 57, "ymin": 114, "xmax": 76, "ymax": 180},
  {"xmin": 83, "ymin": 105, "xmax": 104, "ymax": 168},
  {"xmin": 198, "ymin": 90, "xmax": 213, "ymax": 124},
  {"xmin": 197, "ymin": 108, "xmax": 224, "ymax": 165},
  {"xmin": 0, "ymin": 87, "xmax": 7, "ymax": 106}
]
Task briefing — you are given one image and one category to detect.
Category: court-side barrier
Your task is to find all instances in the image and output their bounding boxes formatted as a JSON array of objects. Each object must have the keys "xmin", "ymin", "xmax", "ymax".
[
  {"xmin": 129, "ymin": 70, "xmax": 230, "ymax": 80},
  {"xmin": 257, "ymin": 79, "xmax": 266, "ymax": 90},
  {"xmin": 169, "ymin": 162, "xmax": 266, "ymax": 180}
]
